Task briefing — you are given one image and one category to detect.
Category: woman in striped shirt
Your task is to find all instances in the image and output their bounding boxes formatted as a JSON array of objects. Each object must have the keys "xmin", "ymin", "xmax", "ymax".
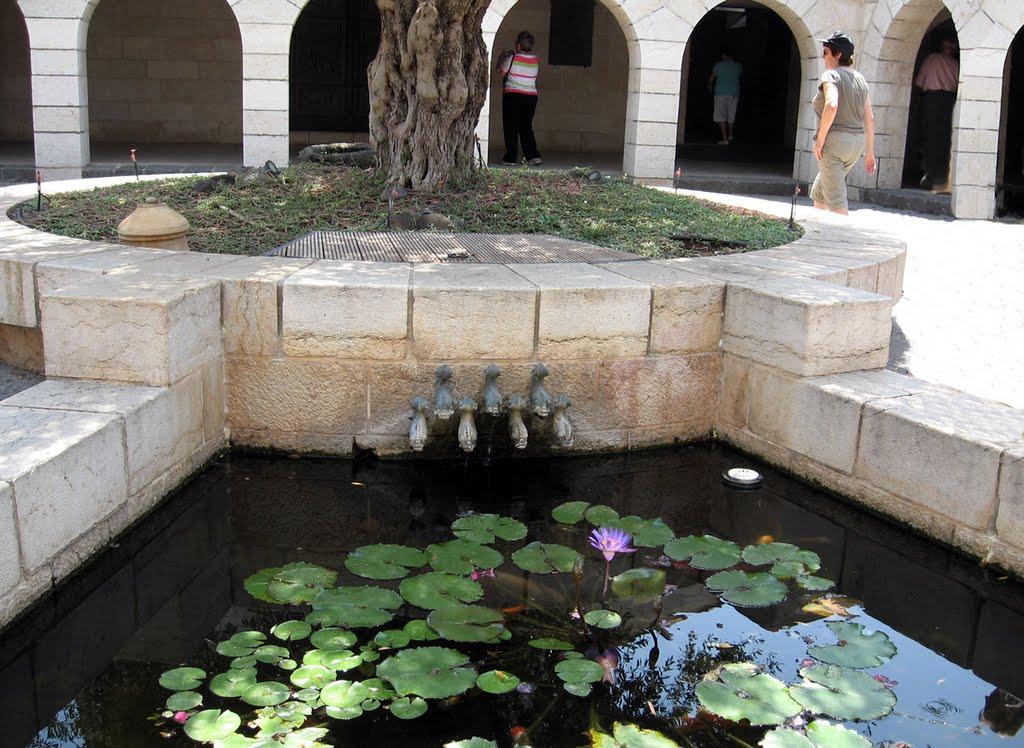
[{"xmin": 497, "ymin": 31, "xmax": 543, "ymax": 166}]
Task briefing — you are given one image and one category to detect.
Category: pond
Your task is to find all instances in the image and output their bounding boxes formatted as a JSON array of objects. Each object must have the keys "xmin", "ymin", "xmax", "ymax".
[{"xmin": 3, "ymin": 444, "xmax": 1023, "ymax": 748}]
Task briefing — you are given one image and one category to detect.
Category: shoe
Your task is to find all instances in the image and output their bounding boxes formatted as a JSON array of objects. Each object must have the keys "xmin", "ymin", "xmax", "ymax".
[
  {"xmin": 717, "ymin": 140, "xmax": 729, "ymax": 145},
  {"xmin": 527, "ymin": 157, "xmax": 543, "ymax": 165},
  {"xmin": 502, "ymin": 160, "xmax": 518, "ymax": 166}
]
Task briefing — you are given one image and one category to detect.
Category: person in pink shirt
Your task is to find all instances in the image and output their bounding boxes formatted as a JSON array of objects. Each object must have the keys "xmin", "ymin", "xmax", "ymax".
[
  {"xmin": 497, "ymin": 31, "xmax": 543, "ymax": 166},
  {"xmin": 915, "ymin": 38, "xmax": 959, "ymax": 192}
]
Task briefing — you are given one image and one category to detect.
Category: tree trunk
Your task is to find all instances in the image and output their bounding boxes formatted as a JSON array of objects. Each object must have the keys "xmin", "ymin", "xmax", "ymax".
[{"xmin": 369, "ymin": 0, "xmax": 489, "ymax": 190}]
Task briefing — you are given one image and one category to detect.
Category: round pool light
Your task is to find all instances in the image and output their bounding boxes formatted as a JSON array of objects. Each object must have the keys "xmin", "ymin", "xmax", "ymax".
[{"xmin": 722, "ymin": 467, "xmax": 763, "ymax": 489}]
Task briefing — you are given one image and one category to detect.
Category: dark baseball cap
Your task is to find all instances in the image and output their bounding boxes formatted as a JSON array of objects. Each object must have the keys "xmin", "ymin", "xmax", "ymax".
[{"xmin": 818, "ymin": 31, "xmax": 855, "ymax": 56}]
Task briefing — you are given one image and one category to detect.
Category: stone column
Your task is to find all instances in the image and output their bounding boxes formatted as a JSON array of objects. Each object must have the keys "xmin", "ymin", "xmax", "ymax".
[
  {"xmin": 21, "ymin": 0, "xmax": 94, "ymax": 180},
  {"xmin": 949, "ymin": 47, "xmax": 1005, "ymax": 219},
  {"xmin": 232, "ymin": 0, "xmax": 297, "ymax": 168}
]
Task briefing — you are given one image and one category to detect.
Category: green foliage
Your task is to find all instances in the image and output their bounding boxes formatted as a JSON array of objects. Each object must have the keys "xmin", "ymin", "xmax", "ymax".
[
  {"xmin": 808, "ymin": 622, "xmax": 897, "ymax": 668},
  {"xmin": 704, "ymin": 570, "xmax": 789, "ymax": 607},
  {"xmin": 451, "ymin": 513, "xmax": 528, "ymax": 543},
  {"xmin": 400, "ymin": 572, "xmax": 484, "ymax": 609},
  {"xmin": 790, "ymin": 665, "xmax": 897, "ymax": 720},
  {"xmin": 695, "ymin": 663, "xmax": 802, "ymax": 725},
  {"xmin": 345, "ymin": 544, "xmax": 428, "ymax": 580},
  {"xmin": 512, "ymin": 541, "xmax": 582, "ymax": 574},
  {"xmin": 589, "ymin": 722, "xmax": 682, "ymax": 747},
  {"xmin": 663, "ymin": 535, "xmax": 742, "ymax": 570}
]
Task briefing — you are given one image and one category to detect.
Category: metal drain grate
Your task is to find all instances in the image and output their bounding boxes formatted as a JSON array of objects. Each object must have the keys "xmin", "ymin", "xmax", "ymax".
[{"xmin": 264, "ymin": 231, "xmax": 639, "ymax": 264}]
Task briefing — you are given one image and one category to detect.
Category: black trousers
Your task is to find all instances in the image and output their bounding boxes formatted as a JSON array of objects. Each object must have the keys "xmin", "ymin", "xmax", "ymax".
[
  {"xmin": 502, "ymin": 92, "xmax": 540, "ymax": 163},
  {"xmin": 920, "ymin": 90, "xmax": 956, "ymax": 183}
]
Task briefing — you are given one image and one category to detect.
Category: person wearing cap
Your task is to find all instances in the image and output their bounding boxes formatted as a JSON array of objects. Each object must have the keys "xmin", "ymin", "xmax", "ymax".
[
  {"xmin": 810, "ymin": 31, "xmax": 876, "ymax": 215},
  {"xmin": 914, "ymin": 38, "xmax": 959, "ymax": 193}
]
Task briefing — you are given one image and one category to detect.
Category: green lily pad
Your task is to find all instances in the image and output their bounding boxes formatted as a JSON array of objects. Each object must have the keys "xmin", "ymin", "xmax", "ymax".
[
  {"xmin": 809, "ymin": 622, "xmax": 897, "ymax": 669},
  {"xmin": 210, "ymin": 669, "xmax": 257, "ymax": 698},
  {"xmin": 240, "ymin": 681, "xmax": 291, "ymax": 707},
  {"xmin": 362, "ymin": 678, "xmax": 396, "ymax": 702},
  {"xmin": 278, "ymin": 659, "xmax": 297, "ymax": 671},
  {"xmin": 512, "ymin": 541, "xmax": 583, "ymax": 574},
  {"xmin": 166, "ymin": 691, "xmax": 202, "ymax": 711},
  {"xmin": 213, "ymin": 735, "xmax": 274, "ymax": 748},
  {"xmin": 584, "ymin": 505, "xmax": 620, "ymax": 525},
  {"xmin": 293, "ymin": 687, "xmax": 321, "ymax": 703},
  {"xmin": 763, "ymin": 721, "xmax": 872, "ymax": 748},
  {"xmin": 426, "ymin": 540, "xmax": 504, "ymax": 575},
  {"xmin": 254, "ymin": 645, "xmax": 290, "ymax": 664},
  {"xmin": 552, "ymin": 501, "xmax": 590, "ymax": 524},
  {"xmin": 564, "ymin": 682, "xmax": 593, "ymax": 697},
  {"xmin": 376, "ymin": 647, "xmax": 478, "ymax": 699},
  {"xmin": 217, "ymin": 639, "xmax": 259, "ymax": 658},
  {"xmin": 183, "ymin": 709, "xmax": 241, "ymax": 742},
  {"xmin": 345, "ymin": 544, "xmax": 428, "ymax": 580},
  {"xmin": 310, "ymin": 627, "xmax": 358, "ymax": 651},
  {"xmin": 607, "ymin": 516, "xmax": 676, "ymax": 548},
  {"xmin": 696, "ymin": 662, "xmax": 802, "ymax": 725},
  {"xmin": 404, "ymin": 619, "xmax": 441, "ymax": 641},
  {"xmin": 427, "ymin": 605, "xmax": 507, "ymax": 642},
  {"xmin": 797, "ymin": 575, "xmax": 835, "ymax": 591},
  {"xmin": 528, "ymin": 637, "xmax": 576, "ymax": 650},
  {"xmin": 555, "ymin": 658, "xmax": 606, "ymax": 685},
  {"xmin": 317, "ymin": 650, "xmax": 363, "ymax": 671},
  {"xmin": 271, "ymin": 620, "xmax": 312, "ymax": 641},
  {"xmin": 230, "ymin": 655, "xmax": 257, "ymax": 670},
  {"xmin": 390, "ymin": 696, "xmax": 429, "ymax": 719},
  {"xmin": 611, "ymin": 568, "xmax": 667, "ymax": 602},
  {"xmin": 451, "ymin": 513, "xmax": 528, "ymax": 543},
  {"xmin": 281, "ymin": 728, "xmax": 331, "ymax": 748},
  {"xmin": 321, "ymin": 679, "xmax": 369, "ymax": 708},
  {"xmin": 584, "ymin": 609, "xmax": 622, "ymax": 629},
  {"xmin": 760, "ymin": 728, "xmax": 815, "ymax": 748},
  {"xmin": 325, "ymin": 705, "xmax": 363, "ymax": 720},
  {"xmin": 791, "ymin": 664, "xmax": 896, "ymax": 720},
  {"xmin": 742, "ymin": 542, "xmax": 821, "ymax": 576},
  {"xmin": 243, "ymin": 566, "xmax": 283, "ymax": 604},
  {"xmin": 476, "ymin": 669, "xmax": 521, "ymax": 694},
  {"xmin": 663, "ymin": 535, "xmax": 742, "ymax": 570},
  {"xmin": 444, "ymin": 739, "xmax": 499, "ymax": 748},
  {"xmin": 400, "ymin": 572, "xmax": 484, "ymax": 609},
  {"xmin": 159, "ymin": 667, "xmax": 207, "ymax": 691},
  {"xmin": 590, "ymin": 722, "xmax": 682, "ymax": 748},
  {"xmin": 375, "ymin": 629, "xmax": 412, "ymax": 648},
  {"xmin": 290, "ymin": 665, "xmax": 335, "ymax": 689},
  {"xmin": 705, "ymin": 570, "xmax": 788, "ymax": 607},
  {"xmin": 309, "ymin": 586, "xmax": 403, "ymax": 628},
  {"xmin": 246, "ymin": 562, "xmax": 337, "ymax": 605}
]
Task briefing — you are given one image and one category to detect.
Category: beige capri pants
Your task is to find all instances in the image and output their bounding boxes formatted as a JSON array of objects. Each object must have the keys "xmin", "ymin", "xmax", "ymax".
[{"xmin": 810, "ymin": 130, "xmax": 864, "ymax": 211}]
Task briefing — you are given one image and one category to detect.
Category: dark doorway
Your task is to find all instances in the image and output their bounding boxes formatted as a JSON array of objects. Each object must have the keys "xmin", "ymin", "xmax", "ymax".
[
  {"xmin": 999, "ymin": 26, "xmax": 1024, "ymax": 215},
  {"xmin": 680, "ymin": 3, "xmax": 799, "ymax": 165},
  {"xmin": 901, "ymin": 18, "xmax": 959, "ymax": 189},
  {"xmin": 290, "ymin": 0, "xmax": 381, "ymax": 133}
]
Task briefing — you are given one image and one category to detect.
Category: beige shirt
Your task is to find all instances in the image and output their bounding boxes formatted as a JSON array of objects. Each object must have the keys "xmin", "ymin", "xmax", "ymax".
[
  {"xmin": 813, "ymin": 67, "xmax": 870, "ymax": 134},
  {"xmin": 915, "ymin": 52, "xmax": 959, "ymax": 93}
]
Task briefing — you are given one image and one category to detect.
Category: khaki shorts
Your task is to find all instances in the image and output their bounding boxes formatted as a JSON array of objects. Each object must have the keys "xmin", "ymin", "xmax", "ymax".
[
  {"xmin": 810, "ymin": 130, "xmax": 864, "ymax": 211},
  {"xmin": 713, "ymin": 95, "xmax": 739, "ymax": 123}
]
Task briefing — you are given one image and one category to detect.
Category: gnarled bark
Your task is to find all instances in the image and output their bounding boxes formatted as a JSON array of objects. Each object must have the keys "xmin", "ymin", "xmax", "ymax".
[{"xmin": 369, "ymin": 0, "xmax": 489, "ymax": 189}]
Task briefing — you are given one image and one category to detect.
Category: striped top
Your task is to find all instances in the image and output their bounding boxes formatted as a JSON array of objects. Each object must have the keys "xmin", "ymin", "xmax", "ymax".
[{"xmin": 503, "ymin": 53, "xmax": 539, "ymax": 96}]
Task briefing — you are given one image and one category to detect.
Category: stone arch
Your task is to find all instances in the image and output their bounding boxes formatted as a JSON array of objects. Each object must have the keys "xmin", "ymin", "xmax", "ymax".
[
  {"xmin": 85, "ymin": 0, "xmax": 242, "ymax": 150},
  {"xmin": 1, "ymin": 0, "xmax": 33, "ymax": 154}
]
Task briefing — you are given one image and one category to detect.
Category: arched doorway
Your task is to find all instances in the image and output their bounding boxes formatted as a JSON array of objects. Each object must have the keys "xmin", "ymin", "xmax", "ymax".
[
  {"xmin": 998, "ymin": 25, "xmax": 1024, "ymax": 215},
  {"xmin": 901, "ymin": 13, "xmax": 959, "ymax": 190},
  {"xmin": 85, "ymin": 0, "xmax": 242, "ymax": 166},
  {"xmin": 0, "ymin": 0, "xmax": 33, "ymax": 175},
  {"xmin": 487, "ymin": 0, "xmax": 628, "ymax": 170},
  {"xmin": 289, "ymin": 0, "xmax": 380, "ymax": 145},
  {"xmin": 679, "ymin": 2, "xmax": 799, "ymax": 173}
]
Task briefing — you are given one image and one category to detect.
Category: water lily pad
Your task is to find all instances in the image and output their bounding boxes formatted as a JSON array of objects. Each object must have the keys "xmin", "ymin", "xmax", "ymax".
[
  {"xmin": 230, "ymin": 655, "xmax": 257, "ymax": 670},
  {"xmin": 321, "ymin": 679, "xmax": 369, "ymax": 708},
  {"xmin": 742, "ymin": 543, "xmax": 821, "ymax": 576},
  {"xmin": 362, "ymin": 678, "xmax": 396, "ymax": 702},
  {"xmin": 210, "ymin": 669, "xmax": 257, "ymax": 697},
  {"xmin": 528, "ymin": 637, "xmax": 576, "ymax": 651},
  {"xmin": 512, "ymin": 541, "xmax": 582, "ymax": 574},
  {"xmin": 375, "ymin": 629, "xmax": 412, "ymax": 648},
  {"xmin": 705, "ymin": 570, "xmax": 788, "ymax": 607},
  {"xmin": 585, "ymin": 505, "xmax": 620, "ymax": 525},
  {"xmin": 309, "ymin": 586, "xmax": 403, "ymax": 628},
  {"xmin": 390, "ymin": 696, "xmax": 429, "ymax": 719},
  {"xmin": 271, "ymin": 620, "xmax": 312, "ymax": 641},
  {"xmin": 310, "ymin": 627, "xmax": 358, "ymax": 651},
  {"xmin": 159, "ymin": 667, "xmax": 207, "ymax": 691},
  {"xmin": 241, "ymin": 681, "xmax": 291, "ymax": 707},
  {"xmin": 808, "ymin": 622, "xmax": 897, "ymax": 669},
  {"xmin": 217, "ymin": 637, "xmax": 260, "ymax": 658},
  {"xmin": 584, "ymin": 609, "xmax": 622, "ymax": 629},
  {"xmin": 345, "ymin": 544, "xmax": 428, "ymax": 580},
  {"xmin": 166, "ymin": 691, "xmax": 202, "ymax": 711},
  {"xmin": 281, "ymin": 728, "xmax": 330, "ymax": 748},
  {"xmin": 797, "ymin": 575, "xmax": 835, "ymax": 592},
  {"xmin": 763, "ymin": 721, "xmax": 873, "ymax": 748},
  {"xmin": 476, "ymin": 669, "xmax": 521, "ymax": 694},
  {"xmin": 564, "ymin": 682, "xmax": 593, "ymax": 696},
  {"xmin": 183, "ymin": 709, "xmax": 241, "ymax": 742},
  {"xmin": 427, "ymin": 540, "xmax": 504, "ymax": 575},
  {"xmin": 404, "ymin": 619, "xmax": 441, "ymax": 641},
  {"xmin": 249, "ymin": 562, "xmax": 337, "ymax": 605},
  {"xmin": 611, "ymin": 568, "xmax": 667, "ymax": 602},
  {"xmin": 791, "ymin": 664, "xmax": 896, "ymax": 720},
  {"xmin": 552, "ymin": 501, "xmax": 590, "ymax": 524},
  {"xmin": 243, "ymin": 566, "xmax": 283, "ymax": 603},
  {"xmin": 555, "ymin": 658, "xmax": 606, "ymax": 685},
  {"xmin": 214, "ymin": 735, "xmax": 273, "ymax": 748},
  {"xmin": 400, "ymin": 572, "xmax": 484, "ymax": 609},
  {"xmin": 664, "ymin": 535, "xmax": 742, "ymax": 570},
  {"xmin": 607, "ymin": 516, "xmax": 676, "ymax": 548},
  {"xmin": 293, "ymin": 687, "xmax": 321, "ymax": 703},
  {"xmin": 254, "ymin": 645, "xmax": 290, "ymax": 664},
  {"xmin": 376, "ymin": 647, "xmax": 477, "ymax": 698},
  {"xmin": 427, "ymin": 605, "xmax": 507, "ymax": 642},
  {"xmin": 325, "ymin": 705, "xmax": 363, "ymax": 720},
  {"xmin": 452, "ymin": 513, "xmax": 528, "ymax": 543},
  {"xmin": 590, "ymin": 722, "xmax": 682, "ymax": 748},
  {"xmin": 445, "ymin": 739, "xmax": 498, "ymax": 748},
  {"xmin": 317, "ymin": 650, "xmax": 363, "ymax": 671},
  {"xmin": 695, "ymin": 662, "xmax": 802, "ymax": 725},
  {"xmin": 290, "ymin": 665, "xmax": 335, "ymax": 689}
]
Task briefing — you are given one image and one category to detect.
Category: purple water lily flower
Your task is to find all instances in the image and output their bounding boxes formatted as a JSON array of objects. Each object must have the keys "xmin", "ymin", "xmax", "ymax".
[{"xmin": 589, "ymin": 527, "xmax": 637, "ymax": 561}]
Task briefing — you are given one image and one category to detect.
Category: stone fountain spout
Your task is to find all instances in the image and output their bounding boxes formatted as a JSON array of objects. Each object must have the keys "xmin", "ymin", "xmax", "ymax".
[
  {"xmin": 458, "ymin": 397, "xmax": 478, "ymax": 453},
  {"xmin": 481, "ymin": 364, "xmax": 503, "ymax": 416},
  {"xmin": 409, "ymin": 396, "xmax": 429, "ymax": 451},
  {"xmin": 552, "ymin": 394, "xmax": 574, "ymax": 447},
  {"xmin": 433, "ymin": 364, "xmax": 455, "ymax": 419},
  {"xmin": 530, "ymin": 363, "xmax": 552, "ymax": 418},
  {"xmin": 507, "ymin": 395, "xmax": 529, "ymax": 449}
]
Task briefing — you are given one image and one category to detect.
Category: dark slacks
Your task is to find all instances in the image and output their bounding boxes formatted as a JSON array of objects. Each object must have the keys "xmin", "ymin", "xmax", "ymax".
[
  {"xmin": 920, "ymin": 90, "xmax": 956, "ymax": 184},
  {"xmin": 502, "ymin": 92, "xmax": 540, "ymax": 163}
]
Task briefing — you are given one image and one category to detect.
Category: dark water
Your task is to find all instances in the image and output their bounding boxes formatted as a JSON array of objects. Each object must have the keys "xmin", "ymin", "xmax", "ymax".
[{"xmin": 3, "ymin": 443, "xmax": 1024, "ymax": 747}]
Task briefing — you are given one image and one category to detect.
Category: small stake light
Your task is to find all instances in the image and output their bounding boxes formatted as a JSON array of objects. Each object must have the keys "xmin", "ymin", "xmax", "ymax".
[
  {"xmin": 722, "ymin": 467, "xmax": 763, "ymax": 489},
  {"xmin": 789, "ymin": 184, "xmax": 801, "ymax": 229},
  {"xmin": 35, "ymin": 170, "xmax": 42, "ymax": 211},
  {"xmin": 131, "ymin": 148, "xmax": 139, "ymax": 181}
]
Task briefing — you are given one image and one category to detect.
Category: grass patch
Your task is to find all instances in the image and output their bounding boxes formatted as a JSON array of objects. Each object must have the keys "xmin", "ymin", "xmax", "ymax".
[{"xmin": 14, "ymin": 163, "xmax": 801, "ymax": 258}]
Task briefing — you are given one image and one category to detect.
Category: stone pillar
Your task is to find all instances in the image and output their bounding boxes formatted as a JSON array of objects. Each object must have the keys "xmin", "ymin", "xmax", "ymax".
[
  {"xmin": 233, "ymin": 0, "xmax": 297, "ymax": 168},
  {"xmin": 21, "ymin": 0, "xmax": 93, "ymax": 180},
  {"xmin": 950, "ymin": 47, "xmax": 1005, "ymax": 219}
]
